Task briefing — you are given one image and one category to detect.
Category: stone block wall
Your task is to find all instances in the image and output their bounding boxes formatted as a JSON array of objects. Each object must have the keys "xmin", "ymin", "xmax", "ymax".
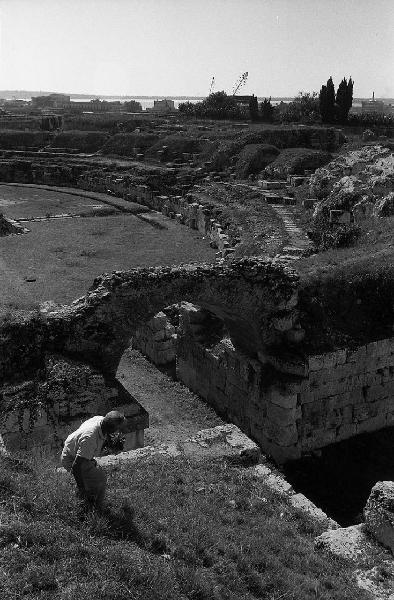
[
  {"xmin": 299, "ymin": 340, "xmax": 394, "ymax": 450},
  {"xmin": 176, "ymin": 303, "xmax": 394, "ymax": 463},
  {"xmin": 132, "ymin": 309, "xmax": 177, "ymax": 365}
]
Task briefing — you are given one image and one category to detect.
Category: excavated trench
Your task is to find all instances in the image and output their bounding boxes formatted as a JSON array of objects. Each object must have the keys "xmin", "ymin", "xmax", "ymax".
[{"xmin": 283, "ymin": 426, "xmax": 394, "ymax": 526}]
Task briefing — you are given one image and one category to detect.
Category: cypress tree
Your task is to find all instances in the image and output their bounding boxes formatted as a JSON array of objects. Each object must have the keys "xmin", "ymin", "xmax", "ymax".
[
  {"xmin": 326, "ymin": 77, "xmax": 336, "ymax": 122},
  {"xmin": 319, "ymin": 85, "xmax": 328, "ymax": 122},
  {"xmin": 336, "ymin": 76, "xmax": 354, "ymax": 123},
  {"xmin": 319, "ymin": 77, "xmax": 337, "ymax": 123},
  {"xmin": 336, "ymin": 77, "xmax": 348, "ymax": 123},
  {"xmin": 346, "ymin": 77, "xmax": 354, "ymax": 118}
]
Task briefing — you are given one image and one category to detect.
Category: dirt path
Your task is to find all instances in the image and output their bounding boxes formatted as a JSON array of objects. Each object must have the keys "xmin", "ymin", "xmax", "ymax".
[{"xmin": 117, "ymin": 349, "xmax": 223, "ymax": 447}]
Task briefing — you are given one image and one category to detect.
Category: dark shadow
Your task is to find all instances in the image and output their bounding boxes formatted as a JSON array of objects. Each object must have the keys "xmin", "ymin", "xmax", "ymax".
[
  {"xmin": 78, "ymin": 500, "xmax": 171, "ymax": 556},
  {"xmin": 283, "ymin": 425, "xmax": 394, "ymax": 526}
]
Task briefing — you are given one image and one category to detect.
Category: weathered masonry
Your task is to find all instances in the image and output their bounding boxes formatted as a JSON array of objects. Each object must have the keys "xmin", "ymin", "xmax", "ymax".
[
  {"xmin": 0, "ymin": 257, "xmax": 393, "ymax": 462},
  {"xmin": 176, "ymin": 304, "xmax": 394, "ymax": 462}
]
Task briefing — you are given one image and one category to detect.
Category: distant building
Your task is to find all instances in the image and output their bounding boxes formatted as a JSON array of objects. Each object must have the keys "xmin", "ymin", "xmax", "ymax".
[
  {"xmin": 31, "ymin": 94, "xmax": 71, "ymax": 109},
  {"xmin": 361, "ymin": 93, "xmax": 392, "ymax": 115},
  {"xmin": 68, "ymin": 99, "xmax": 123, "ymax": 113},
  {"xmin": 146, "ymin": 99, "xmax": 176, "ymax": 113},
  {"xmin": 233, "ymin": 95, "xmax": 256, "ymax": 118}
]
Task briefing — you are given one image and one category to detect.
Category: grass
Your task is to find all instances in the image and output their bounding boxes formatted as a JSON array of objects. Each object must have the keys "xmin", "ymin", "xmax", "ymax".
[
  {"xmin": 0, "ymin": 452, "xmax": 366, "ymax": 600},
  {"xmin": 0, "ymin": 185, "xmax": 119, "ymax": 220},
  {"xmin": 0, "ymin": 186, "xmax": 215, "ymax": 313}
]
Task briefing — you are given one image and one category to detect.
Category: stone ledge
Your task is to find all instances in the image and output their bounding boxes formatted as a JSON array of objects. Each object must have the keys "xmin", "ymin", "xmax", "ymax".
[
  {"xmin": 315, "ymin": 523, "xmax": 394, "ymax": 599},
  {"xmin": 97, "ymin": 424, "xmax": 261, "ymax": 467}
]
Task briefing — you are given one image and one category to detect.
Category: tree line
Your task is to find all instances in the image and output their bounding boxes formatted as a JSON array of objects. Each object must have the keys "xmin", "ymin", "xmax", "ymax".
[{"xmin": 179, "ymin": 77, "xmax": 357, "ymax": 124}]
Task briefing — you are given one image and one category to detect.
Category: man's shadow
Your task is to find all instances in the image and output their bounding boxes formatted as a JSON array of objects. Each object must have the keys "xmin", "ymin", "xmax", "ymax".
[{"xmin": 78, "ymin": 500, "xmax": 168, "ymax": 556}]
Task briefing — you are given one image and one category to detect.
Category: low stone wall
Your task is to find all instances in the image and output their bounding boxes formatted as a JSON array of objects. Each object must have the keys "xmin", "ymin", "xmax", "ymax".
[
  {"xmin": 176, "ymin": 303, "xmax": 394, "ymax": 463},
  {"xmin": 80, "ymin": 172, "xmax": 235, "ymax": 256},
  {"xmin": 0, "ymin": 157, "xmax": 234, "ymax": 255}
]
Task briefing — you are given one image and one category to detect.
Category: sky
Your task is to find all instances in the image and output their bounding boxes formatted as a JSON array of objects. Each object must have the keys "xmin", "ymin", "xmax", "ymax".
[{"xmin": 0, "ymin": 0, "xmax": 393, "ymax": 98}]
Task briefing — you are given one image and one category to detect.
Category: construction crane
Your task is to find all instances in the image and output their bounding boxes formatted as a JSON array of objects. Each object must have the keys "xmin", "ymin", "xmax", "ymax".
[
  {"xmin": 232, "ymin": 72, "xmax": 248, "ymax": 95},
  {"xmin": 209, "ymin": 76, "xmax": 215, "ymax": 95}
]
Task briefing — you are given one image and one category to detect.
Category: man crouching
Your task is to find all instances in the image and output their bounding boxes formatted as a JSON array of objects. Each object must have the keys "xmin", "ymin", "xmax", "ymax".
[{"xmin": 60, "ymin": 411, "xmax": 127, "ymax": 509}]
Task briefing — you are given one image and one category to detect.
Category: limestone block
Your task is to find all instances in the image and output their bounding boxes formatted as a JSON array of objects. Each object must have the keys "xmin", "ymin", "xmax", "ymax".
[
  {"xmin": 301, "ymin": 428, "xmax": 336, "ymax": 451},
  {"xmin": 123, "ymin": 430, "xmax": 144, "ymax": 451},
  {"xmin": 315, "ymin": 524, "xmax": 385, "ymax": 564},
  {"xmin": 253, "ymin": 464, "xmax": 294, "ymax": 494},
  {"xmin": 256, "ymin": 434, "xmax": 301, "ymax": 463},
  {"xmin": 269, "ymin": 388, "xmax": 298, "ymax": 409},
  {"xmin": 336, "ymin": 423, "xmax": 358, "ymax": 441},
  {"xmin": 265, "ymin": 473, "xmax": 294, "ymax": 495},
  {"xmin": 367, "ymin": 338, "xmax": 394, "ymax": 359},
  {"xmin": 356, "ymin": 414, "xmax": 388, "ymax": 435},
  {"xmin": 263, "ymin": 420, "xmax": 298, "ymax": 447},
  {"xmin": 254, "ymin": 464, "xmax": 272, "ymax": 478},
  {"xmin": 298, "ymin": 388, "xmax": 317, "ymax": 405},
  {"xmin": 324, "ymin": 407, "xmax": 343, "ymax": 428},
  {"xmin": 267, "ymin": 355, "xmax": 308, "ymax": 377},
  {"xmin": 266, "ymin": 402, "xmax": 299, "ymax": 426},
  {"xmin": 346, "ymin": 345, "xmax": 367, "ymax": 363},
  {"xmin": 365, "ymin": 482, "xmax": 394, "ymax": 554},
  {"xmin": 225, "ymin": 427, "xmax": 260, "ymax": 463},
  {"xmin": 354, "ymin": 402, "xmax": 377, "ymax": 423},
  {"xmin": 364, "ymin": 371, "xmax": 386, "ymax": 388},
  {"xmin": 325, "ymin": 390, "xmax": 361, "ymax": 411},
  {"xmin": 342, "ymin": 404, "xmax": 354, "ymax": 423},
  {"xmin": 308, "ymin": 349, "xmax": 347, "ymax": 372},
  {"xmin": 366, "ymin": 382, "xmax": 394, "ymax": 402},
  {"xmin": 290, "ymin": 493, "xmax": 338, "ymax": 528}
]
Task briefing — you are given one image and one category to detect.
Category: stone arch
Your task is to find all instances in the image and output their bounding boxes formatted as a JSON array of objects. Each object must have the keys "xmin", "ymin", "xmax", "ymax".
[
  {"xmin": 0, "ymin": 258, "xmax": 299, "ymax": 385},
  {"xmin": 56, "ymin": 258, "xmax": 299, "ymax": 378}
]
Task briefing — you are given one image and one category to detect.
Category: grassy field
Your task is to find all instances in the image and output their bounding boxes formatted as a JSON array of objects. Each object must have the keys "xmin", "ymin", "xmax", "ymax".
[
  {"xmin": 0, "ymin": 187, "xmax": 215, "ymax": 315},
  {"xmin": 0, "ymin": 185, "xmax": 121, "ymax": 219},
  {"xmin": 0, "ymin": 452, "xmax": 366, "ymax": 600}
]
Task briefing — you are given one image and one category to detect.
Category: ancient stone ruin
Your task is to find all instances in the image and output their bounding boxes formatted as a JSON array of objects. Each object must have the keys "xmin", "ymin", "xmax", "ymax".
[{"xmin": 1, "ymin": 255, "xmax": 393, "ymax": 463}]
